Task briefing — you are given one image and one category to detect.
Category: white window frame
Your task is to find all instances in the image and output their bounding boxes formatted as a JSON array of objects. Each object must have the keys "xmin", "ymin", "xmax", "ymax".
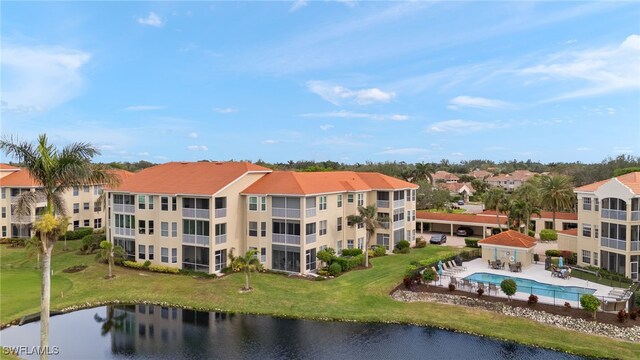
[
  {"xmin": 357, "ymin": 193, "xmax": 364, "ymax": 206},
  {"xmin": 161, "ymin": 222, "xmax": 169, "ymax": 237},
  {"xmin": 319, "ymin": 220, "xmax": 327, "ymax": 236},
  {"xmin": 319, "ymin": 196, "xmax": 327, "ymax": 211},
  {"xmin": 337, "ymin": 194, "xmax": 343, "ymax": 208},
  {"xmin": 582, "ymin": 250, "xmax": 591, "ymax": 264},
  {"xmin": 582, "ymin": 223, "xmax": 591, "ymax": 238},
  {"xmin": 249, "ymin": 196, "xmax": 258, "ymax": 211}
]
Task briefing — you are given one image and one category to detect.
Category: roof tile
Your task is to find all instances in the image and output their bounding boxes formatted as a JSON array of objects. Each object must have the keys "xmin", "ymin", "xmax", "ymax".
[{"xmin": 478, "ymin": 230, "xmax": 536, "ymax": 248}]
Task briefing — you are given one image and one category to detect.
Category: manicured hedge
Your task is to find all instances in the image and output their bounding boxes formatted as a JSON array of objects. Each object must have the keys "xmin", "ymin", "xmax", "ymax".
[
  {"xmin": 149, "ymin": 264, "xmax": 180, "ymax": 274},
  {"xmin": 545, "ymin": 249, "xmax": 561, "ymax": 257},
  {"xmin": 464, "ymin": 238, "xmax": 480, "ymax": 248},
  {"xmin": 123, "ymin": 260, "xmax": 145, "ymax": 270},
  {"xmin": 539, "ymin": 229, "xmax": 558, "ymax": 241},
  {"xmin": 374, "ymin": 246, "xmax": 387, "ymax": 257},
  {"xmin": 65, "ymin": 227, "xmax": 94, "ymax": 240},
  {"xmin": 340, "ymin": 248, "xmax": 363, "ymax": 257},
  {"xmin": 415, "ymin": 238, "xmax": 427, "ymax": 248},
  {"xmin": 395, "ymin": 240, "xmax": 410, "ymax": 250},
  {"xmin": 333, "ymin": 254, "xmax": 364, "ymax": 271}
]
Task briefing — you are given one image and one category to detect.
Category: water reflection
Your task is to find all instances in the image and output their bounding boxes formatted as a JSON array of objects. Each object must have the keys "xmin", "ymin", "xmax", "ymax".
[{"xmin": 1, "ymin": 305, "xmax": 586, "ymax": 360}]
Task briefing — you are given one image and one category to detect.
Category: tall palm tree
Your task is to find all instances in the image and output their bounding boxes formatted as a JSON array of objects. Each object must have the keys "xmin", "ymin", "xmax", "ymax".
[
  {"xmin": 539, "ymin": 175, "xmax": 575, "ymax": 226},
  {"xmin": 414, "ymin": 162, "xmax": 434, "ymax": 184},
  {"xmin": 483, "ymin": 187, "xmax": 508, "ymax": 231},
  {"xmin": 0, "ymin": 134, "xmax": 118, "ymax": 359},
  {"xmin": 347, "ymin": 205, "xmax": 384, "ymax": 268},
  {"xmin": 231, "ymin": 249, "xmax": 262, "ymax": 290},
  {"xmin": 513, "ymin": 182, "xmax": 540, "ymax": 234}
]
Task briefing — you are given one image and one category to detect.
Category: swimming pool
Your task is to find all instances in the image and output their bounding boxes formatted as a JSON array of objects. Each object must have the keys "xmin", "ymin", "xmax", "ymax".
[{"xmin": 465, "ymin": 272, "xmax": 596, "ymax": 302}]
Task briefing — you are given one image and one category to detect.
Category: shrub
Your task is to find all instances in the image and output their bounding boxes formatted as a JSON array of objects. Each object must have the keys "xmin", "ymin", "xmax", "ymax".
[
  {"xmin": 64, "ymin": 227, "xmax": 94, "ymax": 240},
  {"xmin": 395, "ymin": 240, "xmax": 410, "ymax": 250},
  {"xmin": 422, "ymin": 268, "xmax": 437, "ymax": 284},
  {"xmin": 392, "ymin": 247, "xmax": 410, "ymax": 254},
  {"xmin": 500, "ymin": 279, "xmax": 517, "ymax": 300},
  {"xmin": 149, "ymin": 264, "xmax": 180, "ymax": 274},
  {"xmin": 123, "ymin": 260, "xmax": 145, "ymax": 270},
  {"xmin": 533, "ymin": 253, "xmax": 540, "ymax": 263},
  {"xmin": 539, "ymin": 229, "xmax": 557, "ymax": 241},
  {"xmin": 179, "ymin": 269, "xmax": 217, "ymax": 278},
  {"xmin": 341, "ymin": 248, "xmax": 362, "ymax": 257},
  {"xmin": 143, "ymin": 260, "xmax": 151, "ymax": 269},
  {"xmin": 80, "ymin": 233, "xmax": 106, "ymax": 254},
  {"xmin": 415, "ymin": 238, "xmax": 427, "ymax": 248},
  {"xmin": 9, "ymin": 238, "xmax": 26, "ymax": 247},
  {"xmin": 580, "ymin": 294, "xmax": 601, "ymax": 320},
  {"xmin": 333, "ymin": 254, "xmax": 364, "ymax": 271},
  {"xmin": 618, "ymin": 309, "xmax": 629, "ymax": 323},
  {"xmin": 374, "ymin": 246, "xmax": 387, "ymax": 257},
  {"xmin": 545, "ymin": 249, "xmax": 561, "ymax": 257},
  {"xmin": 62, "ymin": 265, "xmax": 87, "ymax": 273},
  {"xmin": 528, "ymin": 294, "xmax": 538, "ymax": 305},
  {"xmin": 403, "ymin": 277, "xmax": 413, "ymax": 290},
  {"xmin": 448, "ymin": 283, "xmax": 456, "ymax": 291},
  {"xmin": 404, "ymin": 265, "xmax": 418, "ymax": 278},
  {"xmin": 328, "ymin": 262, "xmax": 342, "ymax": 276},
  {"xmin": 316, "ymin": 247, "xmax": 336, "ymax": 264},
  {"xmin": 317, "ymin": 268, "xmax": 330, "ymax": 277},
  {"xmin": 564, "ymin": 302, "xmax": 572, "ymax": 309},
  {"xmin": 464, "ymin": 238, "xmax": 480, "ymax": 248},
  {"xmin": 367, "ymin": 249, "xmax": 375, "ymax": 258},
  {"xmin": 477, "ymin": 288, "xmax": 484, "ymax": 297},
  {"xmin": 527, "ymin": 229, "xmax": 535, "ymax": 237},
  {"xmin": 630, "ymin": 310, "xmax": 638, "ymax": 321}
]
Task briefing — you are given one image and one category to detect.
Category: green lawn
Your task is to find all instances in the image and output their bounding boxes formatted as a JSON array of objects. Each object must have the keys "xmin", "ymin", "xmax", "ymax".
[{"xmin": 1, "ymin": 241, "xmax": 639, "ymax": 359}]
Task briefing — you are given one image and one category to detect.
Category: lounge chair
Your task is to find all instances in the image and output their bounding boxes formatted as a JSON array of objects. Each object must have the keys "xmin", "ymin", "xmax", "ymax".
[
  {"xmin": 462, "ymin": 279, "xmax": 476, "ymax": 290},
  {"xmin": 609, "ymin": 288, "xmax": 630, "ymax": 298},
  {"xmin": 500, "ymin": 262, "xmax": 505, "ymax": 270},
  {"xmin": 449, "ymin": 260, "xmax": 467, "ymax": 271},
  {"xmin": 488, "ymin": 283, "xmax": 498, "ymax": 295},
  {"xmin": 487, "ymin": 260, "xmax": 492, "ymax": 268},
  {"xmin": 443, "ymin": 262, "xmax": 461, "ymax": 274}
]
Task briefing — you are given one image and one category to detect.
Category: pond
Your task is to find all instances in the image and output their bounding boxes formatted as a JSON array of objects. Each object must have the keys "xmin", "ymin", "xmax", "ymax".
[{"xmin": 0, "ymin": 305, "xmax": 586, "ymax": 359}]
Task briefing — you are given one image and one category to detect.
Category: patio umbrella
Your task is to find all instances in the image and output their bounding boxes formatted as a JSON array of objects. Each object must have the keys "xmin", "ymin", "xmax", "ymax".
[
  {"xmin": 437, "ymin": 260, "xmax": 443, "ymax": 276},
  {"xmin": 558, "ymin": 256, "xmax": 564, "ymax": 268},
  {"xmin": 494, "ymin": 247, "xmax": 498, "ymax": 260}
]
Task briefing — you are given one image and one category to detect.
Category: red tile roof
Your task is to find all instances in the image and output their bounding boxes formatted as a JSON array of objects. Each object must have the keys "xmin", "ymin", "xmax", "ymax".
[
  {"xmin": 437, "ymin": 182, "xmax": 475, "ymax": 193},
  {"xmin": 114, "ymin": 161, "xmax": 271, "ymax": 195},
  {"xmin": 433, "ymin": 170, "xmax": 459, "ymax": 181},
  {"xmin": 242, "ymin": 171, "xmax": 417, "ymax": 195},
  {"xmin": 574, "ymin": 172, "xmax": 640, "ymax": 194},
  {"xmin": 416, "ymin": 211, "xmax": 508, "ymax": 225},
  {"xmin": 478, "ymin": 230, "xmax": 536, "ymax": 248},
  {"xmin": 0, "ymin": 169, "xmax": 40, "ymax": 187},
  {"xmin": 479, "ymin": 210, "xmax": 577, "ymax": 221},
  {"xmin": 558, "ymin": 228, "xmax": 578, "ymax": 236},
  {"xmin": 469, "ymin": 170, "xmax": 492, "ymax": 179},
  {"xmin": 0, "ymin": 163, "xmax": 20, "ymax": 170}
]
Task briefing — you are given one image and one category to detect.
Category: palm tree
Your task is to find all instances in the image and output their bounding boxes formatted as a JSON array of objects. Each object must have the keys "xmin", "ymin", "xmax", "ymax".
[
  {"xmin": 414, "ymin": 162, "xmax": 434, "ymax": 184},
  {"xmin": 231, "ymin": 249, "xmax": 262, "ymax": 290},
  {"xmin": 513, "ymin": 182, "xmax": 540, "ymax": 234},
  {"xmin": 347, "ymin": 205, "xmax": 384, "ymax": 268},
  {"xmin": 25, "ymin": 235, "xmax": 47, "ymax": 270},
  {"xmin": 483, "ymin": 187, "xmax": 508, "ymax": 231},
  {"xmin": 94, "ymin": 305, "xmax": 127, "ymax": 336},
  {"xmin": 96, "ymin": 240, "xmax": 126, "ymax": 278},
  {"xmin": 540, "ymin": 175, "xmax": 575, "ymax": 226},
  {"xmin": 0, "ymin": 134, "xmax": 118, "ymax": 359}
]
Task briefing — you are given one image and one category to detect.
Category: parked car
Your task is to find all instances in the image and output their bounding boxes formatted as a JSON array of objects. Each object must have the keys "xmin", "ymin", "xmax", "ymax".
[
  {"xmin": 456, "ymin": 226, "xmax": 474, "ymax": 237},
  {"xmin": 457, "ymin": 199, "xmax": 465, "ymax": 205},
  {"xmin": 429, "ymin": 234, "xmax": 447, "ymax": 244}
]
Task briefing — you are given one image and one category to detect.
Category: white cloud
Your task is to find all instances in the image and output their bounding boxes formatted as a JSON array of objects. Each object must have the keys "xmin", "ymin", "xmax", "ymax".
[
  {"xmin": 188, "ymin": 132, "xmax": 199, "ymax": 139},
  {"xmin": 306, "ymin": 81, "xmax": 396, "ymax": 105},
  {"xmin": 1, "ymin": 43, "xmax": 91, "ymax": 113},
  {"xmin": 213, "ymin": 107, "xmax": 238, "ymax": 113},
  {"xmin": 138, "ymin": 12, "xmax": 165, "ymax": 27},
  {"xmin": 289, "ymin": 0, "xmax": 308, "ymax": 12},
  {"xmin": 426, "ymin": 119, "xmax": 501, "ymax": 133},
  {"xmin": 449, "ymin": 96, "xmax": 512, "ymax": 110},
  {"xmin": 613, "ymin": 146, "xmax": 634, "ymax": 154},
  {"xmin": 320, "ymin": 124, "xmax": 334, "ymax": 131},
  {"xmin": 565, "ymin": 39, "xmax": 578, "ymax": 44},
  {"xmin": 301, "ymin": 110, "xmax": 408, "ymax": 121},
  {"xmin": 187, "ymin": 145, "xmax": 208, "ymax": 151},
  {"xmin": 450, "ymin": 152, "xmax": 464, "ymax": 157},
  {"xmin": 522, "ymin": 34, "xmax": 640, "ymax": 101},
  {"xmin": 378, "ymin": 147, "xmax": 430, "ymax": 155},
  {"xmin": 125, "ymin": 105, "xmax": 164, "ymax": 111},
  {"xmin": 137, "ymin": 152, "xmax": 150, "ymax": 156},
  {"xmin": 576, "ymin": 147, "xmax": 591, "ymax": 151},
  {"xmin": 262, "ymin": 139, "xmax": 278, "ymax": 144}
]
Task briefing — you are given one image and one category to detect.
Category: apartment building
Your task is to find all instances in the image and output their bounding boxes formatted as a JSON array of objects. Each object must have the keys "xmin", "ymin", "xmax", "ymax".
[
  {"xmin": 0, "ymin": 164, "xmax": 130, "ymax": 238},
  {"xmin": 106, "ymin": 162, "xmax": 418, "ymax": 275},
  {"xmin": 561, "ymin": 172, "xmax": 640, "ymax": 282},
  {"xmin": 486, "ymin": 170, "xmax": 535, "ymax": 191},
  {"xmin": 432, "ymin": 170, "xmax": 459, "ymax": 183}
]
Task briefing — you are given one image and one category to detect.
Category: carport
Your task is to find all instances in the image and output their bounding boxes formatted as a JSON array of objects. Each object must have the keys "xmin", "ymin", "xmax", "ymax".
[{"xmin": 415, "ymin": 212, "xmax": 508, "ymax": 238}]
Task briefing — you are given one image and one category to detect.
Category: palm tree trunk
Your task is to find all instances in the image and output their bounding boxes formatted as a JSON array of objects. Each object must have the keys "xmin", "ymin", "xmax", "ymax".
[
  {"xmin": 41, "ymin": 243, "xmax": 53, "ymax": 360},
  {"xmin": 364, "ymin": 233, "xmax": 370, "ymax": 268},
  {"xmin": 245, "ymin": 271, "xmax": 250, "ymax": 290},
  {"xmin": 108, "ymin": 252, "xmax": 113, "ymax": 278}
]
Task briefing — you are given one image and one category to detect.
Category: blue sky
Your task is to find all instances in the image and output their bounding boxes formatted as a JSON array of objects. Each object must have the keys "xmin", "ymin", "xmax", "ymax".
[{"xmin": 2, "ymin": 1, "xmax": 639, "ymax": 164}]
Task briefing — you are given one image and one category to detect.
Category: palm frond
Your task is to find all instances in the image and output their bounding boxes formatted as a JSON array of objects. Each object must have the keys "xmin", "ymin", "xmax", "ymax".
[
  {"xmin": 14, "ymin": 191, "xmax": 40, "ymax": 217},
  {"xmin": 51, "ymin": 193, "xmax": 67, "ymax": 216},
  {"xmin": 0, "ymin": 135, "xmax": 38, "ymax": 169}
]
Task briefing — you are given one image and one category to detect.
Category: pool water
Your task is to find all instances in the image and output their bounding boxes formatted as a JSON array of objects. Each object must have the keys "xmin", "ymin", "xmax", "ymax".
[{"xmin": 465, "ymin": 272, "xmax": 596, "ymax": 302}]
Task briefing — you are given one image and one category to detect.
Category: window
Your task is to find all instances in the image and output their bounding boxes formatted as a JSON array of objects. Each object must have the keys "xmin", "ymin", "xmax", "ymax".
[
  {"xmin": 1, "ymin": 226, "xmax": 6, "ymax": 237},
  {"xmin": 347, "ymin": 239, "xmax": 354, "ymax": 249},
  {"xmin": 583, "ymin": 197, "xmax": 592, "ymax": 211},
  {"xmin": 544, "ymin": 221, "xmax": 553, "ymax": 229},
  {"xmin": 261, "ymin": 197, "xmax": 267, "ymax": 211},
  {"xmin": 73, "ymin": 203, "xmax": 79, "ymax": 214},
  {"xmin": 83, "ymin": 185, "xmax": 89, "ymax": 193},
  {"xmin": 318, "ymin": 196, "xmax": 327, "ymax": 210},
  {"xmin": 377, "ymin": 233, "xmax": 390, "ymax": 250},
  {"xmin": 595, "ymin": 198, "xmax": 599, "ymax": 211},
  {"xmin": 94, "ymin": 201, "xmax": 102, "ymax": 212},
  {"xmin": 412, "ymin": 210, "xmax": 416, "ymax": 221},
  {"xmin": 83, "ymin": 202, "xmax": 90, "ymax": 210},
  {"xmin": 161, "ymin": 197, "xmax": 169, "ymax": 211},
  {"xmin": 347, "ymin": 194, "xmax": 354, "ymax": 203},
  {"xmin": 161, "ymin": 222, "xmax": 169, "ymax": 237},
  {"xmin": 594, "ymin": 225, "xmax": 599, "ymax": 239},
  {"xmin": 358, "ymin": 237, "xmax": 364, "ymax": 249},
  {"xmin": 172, "ymin": 222, "xmax": 177, "ymax": 237},
  {"xmin": 249, "ymin": 196, "xmax": 258, "ymax": 211},
  {"xmin": 305, "ymin": 248, "xmax": 317, "ymax": 271},
  {"xmin": 94, "ymin": 186, "xmax": 102, "ymax": 195},
  {"xmin": 161, "ymin": 247, "xmax": 168, "ymax": 263},
  {"xmin": 582, "ymin": 250, "xmax": 591, "ymax": 264},
  {"xmin": 1, "ymin": 207, "xmax": 5, "ymax": 218},
  {"xmin": 215, "ymin": 249, "xmax": 227, "ymax": 271},
  {"xmin": 337, "ymin": 217, "xmax": 342, "ymax": 231},
  {"xmin": 582, "ymin": 224, "xmax": 591, "ymax": 237},
  {"xmin": 149, "ymin": 245, "xmax": 154, "ymax": 260},
  {"xmin": 138, "ymin": 195, "xmax": 146, "ymax": 210},
  {"xmin": 357, "ymin": 222, "xmax": 364, "ymax": 229},
  {"xmin": 249, "ymin": 221, "xmax": 258, "ymax": 237},
  {"xmin": 172, "ymin": 197, "xmax": 177, "ymax": 211},
  {"xmin": 94, "ymin": 218, "xmax": 102, "ymax": 229},
  {"xmin": 261, "ymin": 247, "xmax": 267, "ymax": 263},
  {"xmin": 139, "ymin": 245, "xmax": 146, "ymax": 260},
  {"xmin": 73, "ymin": 187, "xmax": 79, "ymax": 196},
  {"xmin": 593, "ymin": 252, "xmax": 598, "ymax": 266},
  {"xmin": 412, "ymin": 189, "xmax": 416, "ymax": 202},
  {"xmin": 1, "ymin": 188, "xmax": 5, "ymax": 199},
  {"xmin": 73, "ymin": 220, "xmax": 79, "ymax": 230},
  {"xmin": 337, "ymin": 194, "xmax": 343, "ymax": 208},
  {"xmin": 407, "ymin": 210, "xmax": 410, "ymax": 222},
  {"xmin": 305, "ymin": 222, "xmax": 316, "ymax": 236},
  {"xmin": 357, "ymin": 193, "xmax": 364, "ymax": 206},
  {"xmin": 148, "ymin": 196, "xmax": 154, "ymax": 210},
  {"xmin": 319, "ymin": 220, "xmax": 327, "ymax": 236},
  {"xmin": 261, "ymin": 222, "xmax": 266, "ymax": 237},
  {"xmin": 84, "ymin": 219, "xmax": 90, "ymax": 227},
  {"xmin": 139, "ymin": 220, "xmax": 146, "ymax": 234},
  {"xmin": 149, "ymin": 220, "xmax": 155, "ymax": 235},
  {"xmin": 182, "ymin": 245, "xmax": 210, "ymax": 272},
  {"xmin": 337, "ymin": 240, "xmax": 343, "ymax": 253},
  {"xmin": 172, "ymin": 248, "xmax": 177, "ymax": 263}
]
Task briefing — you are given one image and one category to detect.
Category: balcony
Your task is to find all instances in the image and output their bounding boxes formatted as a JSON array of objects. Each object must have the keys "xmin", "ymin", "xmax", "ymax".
[
  {"xmin": 393, "ymin": 220, "xmax": 404, "ymax": 230},
  {"xmin": 183, "ymin": 234, "xmax": 210, "ymax": 246},
  {"xmin": 631, "ymin": 211, "xmax": 640, "ymax": 221},
  {"xmin": 113, "ymin": 204, "xmax": 135, "ymax": 214},
  {"xmin": 272, "ymin": 234, "xmax": 301, "ymax": 245},
  {"xmin": 305, "ymin": 208, "xmax": 316, "ymax": 218},
  {"xmin": 601, "ymin": 237, "xmax": 626, "ymax": 251},
  {"xmin": 306, "ymin": 233, "xmax": 316, "ymax": 244},
  {"xmin": 272, "ymin": 208, "xmax": 300, "ymax": 218},
  {"xmin": 11, "ymin": 213, "xmax": 41, "ymax": 224},
  {"xmin": 377, "ymin": 200, "xmax": 389, "ymax": 208},
  {"xmin": 182, "ymin": 208, "xmax": 210, "ymax": 219},
  {"xmin": 114, "ymin": 227, "xmax": 135, "ymax": 237},
  {"xmin": 214, "ymin": 208, "xmax": 227, "ymax": 218},
  {"xmin": 215, "ymin": 234, "xmax": 227, "ymax": 245},
  {"xmin": 601, "ymin": 209, "xmax": 626, "ymax": 221},
  {"xmin": 393, "ymin": 199, "xmax": 404, "ymax": 208},
  {"xmin": 379, "ymin": 221, "xmax": 390, "ymax": 230},
  {"xmin": 632, "ymin": 242, "xmax": 639, "ymax": 251}
]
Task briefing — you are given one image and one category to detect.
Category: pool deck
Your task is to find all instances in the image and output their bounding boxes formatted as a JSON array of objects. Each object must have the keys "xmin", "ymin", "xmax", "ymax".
[{"xmin": 440, "ymin": 258, "xmax": 627, "ymax": 308}]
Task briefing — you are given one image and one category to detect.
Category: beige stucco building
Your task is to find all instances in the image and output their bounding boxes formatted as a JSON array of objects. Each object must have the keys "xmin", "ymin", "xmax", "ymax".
[
  {"xmin": 478, "ymin": 230, "xmax": 537, "ymax": 270},
  {"xmin": 106, "ymin": 161, "xmax": 418, "ymax": 274}
]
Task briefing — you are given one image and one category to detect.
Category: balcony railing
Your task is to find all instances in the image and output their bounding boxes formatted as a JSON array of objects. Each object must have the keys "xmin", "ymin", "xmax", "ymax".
[
  {"xmin": 215, "ymin": 234, "xmax": 227, "ymax": 245},
  {"xmin": 601, "ymin": 236, "xmax": 626, "ymax": 251},
  {"xmin": 377, "ymin": 200, "xmax": 389, "ymax": 208},
  {"xmin": 601, "ymin": 209, "xmax": 627, "ymax": 221},
  {"xmin": 632, "ymin": 242, "xmax": 639, "ymax": 251},
  {"xmin": 113, "ymin": 204, "xmax": 135, "ymax": 214},
  {"xmin": 182, "ymin": 208, "xmax": 210, "ymax": 219},
  {"xmin": 272, "ymin": 208, "xmax": 300, "ymax": 218},
  {"xmin": 305, "ymin": 208, "xmax": 316, "ymax": 218},
  {"xmin": 393, "ymin": 199, "xmax": 404, "ymax": 208},
  {"xmin": 272, "ymin": 234, "xmax": 301, "ymax": 245},
  {"xmin": 114, "ymin": 227, "xmax": 135, "ymax": 237},
  {"xmin": 214, "ymin": 208, "xmax": 227, "ymax": 218},
  {"xmin": 306, "ymin": 233, "xmax": 316, "ymax": 244},
  {"xmin": 631, "ymin": 211, "xmax": 640, "ymax": 221},
  {"xmin": 393, "ymin": 220, "xmax": 404, "ymax": 230},
  {"xmin": 379, "ymin": 221, "xmax": 390, "ymax": 229},
  {"xmin": 182, "ymin": 234, "xmax": 210, "ymax": 246},
  {"xmin": 10, "ymin": 214, "xmax": 41, "ymax": 224}
]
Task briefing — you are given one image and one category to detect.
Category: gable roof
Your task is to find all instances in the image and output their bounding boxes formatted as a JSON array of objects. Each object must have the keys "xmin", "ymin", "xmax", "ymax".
[
  {"xmin": 478, "ymin": 230, "xmax": 536, "ymax": 248},
  {"xmin": 574, "ymin": 172, "xmax": 640, "ymax": 195},
  {"xmin": 114, "ymin": 161, "xmax": 272, "ymax": 195},
  {"xmin": 433, "ymin": 170, "xmax": 459, "ymax": 181},
  {"xmin": 0, "ymin": 163, "xmax": 20, "ymax": 171},
  {"xmin": 0, "ymin": 169, "xmax": 40, "ymax": 187},
  {"xmin": 241, "ymin": 171, "xmax": 417, "ymax": 195},
  {"xmin": 469, "ymin": 170, "xmax": 492, "ymax": 179},
  {"xmin": 437, "ymin": 182, "xmax": 475, "ymax": 193}
]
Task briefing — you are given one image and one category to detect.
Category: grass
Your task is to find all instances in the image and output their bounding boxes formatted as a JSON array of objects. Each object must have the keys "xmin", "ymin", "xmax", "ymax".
[
  {"xmin": 569, "ymin": 267, "xmax": 634, "ymax": 289},
  {"xmin": 1, "ymin": 241, "xmax": 639, "ymax": 359}
]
